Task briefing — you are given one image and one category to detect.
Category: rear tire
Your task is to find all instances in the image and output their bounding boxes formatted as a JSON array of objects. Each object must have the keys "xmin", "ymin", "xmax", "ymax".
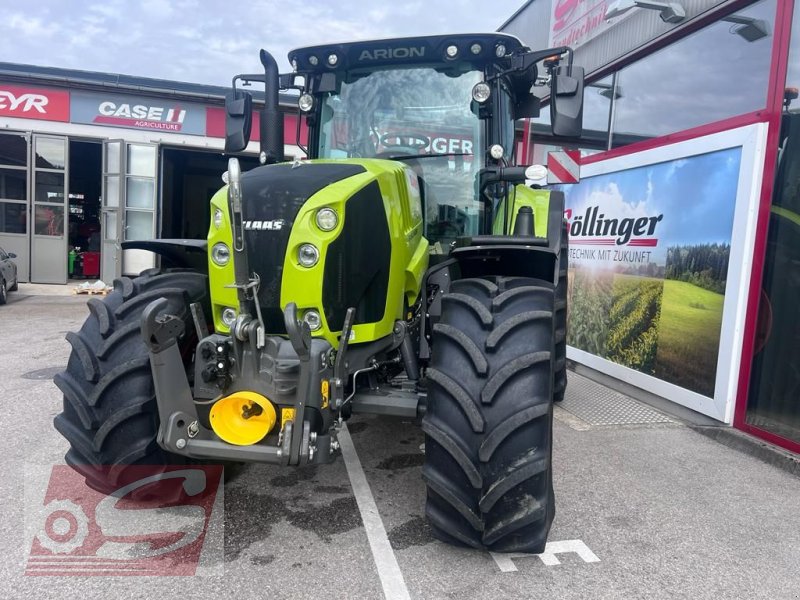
[
  {"xmin": 53, "ymin": 269, "xmax": 209, "ymax": 493},
  {"xmin": 0, "ymin": 278, "xmax": 6, "ymax": 305},
  {"xmin": 554, "ymin": 219, "xmax": 568, "ymax": 402},
  {"xmin": 423, "ymin": 276, "xmax": 556, "ymax": 552},
  {"xmin": 8, "ymin": 275, "xmax": 17, "ymax": 292}
]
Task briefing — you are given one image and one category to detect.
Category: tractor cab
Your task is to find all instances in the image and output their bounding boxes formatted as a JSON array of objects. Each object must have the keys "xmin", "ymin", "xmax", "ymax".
[{"xmin": 225, "ymin": 33, "xmax": 584, "ymax": 248}]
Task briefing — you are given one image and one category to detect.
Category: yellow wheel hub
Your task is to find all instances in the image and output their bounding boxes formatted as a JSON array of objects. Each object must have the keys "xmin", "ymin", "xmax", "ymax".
[{"xmin": 209, "ymin": 391, "xmax": 277, "ymax": 446}]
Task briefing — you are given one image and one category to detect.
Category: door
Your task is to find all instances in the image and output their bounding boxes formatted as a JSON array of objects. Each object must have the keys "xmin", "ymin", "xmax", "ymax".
[
  {"xmin": 0, "ymin": 132, "xmax": 30, "ymax": 282},
  {"xmin": 100, "ymin": 139, "xmax": 123, "ymax": 283},
  {"xmin": 100, "ymin": 141, "xmax": 158, "ymax": 282},
  {"xmin": 31, "ymin": 135, "xmax": 68, "ymax": 283},
  {"xmin": 122, "ymin": 143, "xmax": 158, "ymax": 275}
]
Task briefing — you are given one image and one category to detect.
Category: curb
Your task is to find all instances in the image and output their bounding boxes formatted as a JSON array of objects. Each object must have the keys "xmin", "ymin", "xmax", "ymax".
[{"xmin": 689, "ymin": 425, "xmax": 800, "ymax": 478}]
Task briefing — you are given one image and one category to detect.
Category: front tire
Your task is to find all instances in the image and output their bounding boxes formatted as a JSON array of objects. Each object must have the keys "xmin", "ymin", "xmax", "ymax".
[
  {"xmin": 53, "ymin": 269, "xmax": 209, "ymax": 493},
  {"xmin": 423, "ymin": 276, "xmax": 556, "ymax": 552}
]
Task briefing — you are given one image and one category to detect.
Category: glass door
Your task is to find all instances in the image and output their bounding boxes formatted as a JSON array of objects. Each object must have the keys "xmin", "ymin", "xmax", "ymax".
[
  {"xmin": 30, "ymin": 135, "xmax": 68, "ymax": 283},
  {"xmin": 122, "ymin": 143, "xmax": 157, "ymax": 275},
  {"xmin": 0, "ymin": 132, "xmax": 30, "ymax": 282},
  {"xmin": 100, "ymin": 139, "xmax": 124, "ymax": 284}
]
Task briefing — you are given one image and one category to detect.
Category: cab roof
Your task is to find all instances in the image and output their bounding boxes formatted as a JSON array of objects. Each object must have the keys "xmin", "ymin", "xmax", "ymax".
[{"xmin": 288, "ymin": 33, "xmax": 527, "ymax": 73}]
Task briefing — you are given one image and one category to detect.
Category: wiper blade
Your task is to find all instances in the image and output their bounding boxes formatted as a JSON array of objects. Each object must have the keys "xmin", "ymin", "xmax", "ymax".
[{"xmin": 381, "ymin": 153, "xmax": 473, "ymax": 161}]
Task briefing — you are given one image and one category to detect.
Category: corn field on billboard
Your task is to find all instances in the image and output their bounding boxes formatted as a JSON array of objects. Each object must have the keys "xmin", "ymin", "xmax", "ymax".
[{"xmin": 559, "ymin": 124, "xmax": 767, "ymax": 422}]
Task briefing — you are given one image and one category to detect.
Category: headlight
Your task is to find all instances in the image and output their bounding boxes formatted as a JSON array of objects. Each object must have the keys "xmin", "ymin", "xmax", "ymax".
[
  {"xmin": 221, "ymin": 308, "xmax": 237, "ymax": 327},
  {"xmin": 298, "ymin": 94, "xmax": 314, "ymax": 112},
  {"xmin": 303, "ymin": 310, "xmax": 322, "ymax": 331},
  {"xmin": 211, "ymin": 242, "xmax": 230, "ymax": 266},
  {"xmin": 315, "ymin": 208, "xmax": 338, "ymax": 231},
  {"xmin": 213, "ymin": 208, "xmax": 223, "ymax": 229},
  {"xmin": 298, "ymin": 244, "xmax": 319, "ymax": 267},
  {"xmin": 472, "ymin": 82, "xmax": 491, "ymax": 103}
]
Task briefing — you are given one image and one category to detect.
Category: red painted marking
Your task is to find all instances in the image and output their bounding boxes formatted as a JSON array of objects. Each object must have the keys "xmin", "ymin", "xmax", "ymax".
[{"xmin": 548, "ymin": 153, "xmax": 579, "ymax": 183}]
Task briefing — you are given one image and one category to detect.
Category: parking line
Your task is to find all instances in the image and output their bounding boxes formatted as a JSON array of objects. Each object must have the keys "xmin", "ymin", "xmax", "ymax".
[{"xmin": 339, "ymin": 424, "xmax": 411, "ymax": 600}]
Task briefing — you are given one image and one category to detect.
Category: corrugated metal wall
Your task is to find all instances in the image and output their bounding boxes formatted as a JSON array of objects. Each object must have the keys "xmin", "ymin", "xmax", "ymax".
[
  {"xmin": 500, "ymin": 0, "xmax": 552, "ymax": 49},
  {"xmin": 500, "ymin": 0, "xmax": 731, "ymax": 76}
]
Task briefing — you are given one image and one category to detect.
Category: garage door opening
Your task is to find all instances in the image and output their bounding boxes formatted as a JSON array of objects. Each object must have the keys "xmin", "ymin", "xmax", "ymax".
[
  {"xmin": 161, "ymin": 148, "xmax": 259, "ymax": 240},
  {"xmin": 67, "ymin": 140, "xmax": 102, "ymax": 279}
]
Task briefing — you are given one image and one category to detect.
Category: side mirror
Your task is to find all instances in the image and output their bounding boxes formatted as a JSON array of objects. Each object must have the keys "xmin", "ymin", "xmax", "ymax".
[
  {"xmin": 224, "ymin": 90, "xmax": 253, "ymax": 153},
  {"xmin": 550, "ymin": 65, "xmax": 585, "ymax": 138}
]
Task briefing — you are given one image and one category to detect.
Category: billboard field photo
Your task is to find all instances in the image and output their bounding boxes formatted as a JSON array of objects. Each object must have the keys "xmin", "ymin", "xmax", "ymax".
[{"xmin": 562, "ymin": 147, "xmax": 742, "ymax": 399}]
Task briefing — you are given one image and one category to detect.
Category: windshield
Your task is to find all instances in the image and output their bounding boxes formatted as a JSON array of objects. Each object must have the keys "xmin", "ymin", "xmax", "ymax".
[{"xmin": 318, "ymin": 68, "xmax": 485, "ymax": 247}]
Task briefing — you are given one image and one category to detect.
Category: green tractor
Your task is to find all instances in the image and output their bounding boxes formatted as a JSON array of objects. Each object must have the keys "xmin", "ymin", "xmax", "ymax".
[{"xmin": 54, "ymin": 33, "xmax": 583, "ymax": 553}]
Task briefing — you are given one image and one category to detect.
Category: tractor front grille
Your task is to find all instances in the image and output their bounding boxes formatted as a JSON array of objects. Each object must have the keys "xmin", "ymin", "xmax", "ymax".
[{"xmin": 241, "ymin": 162, "xmax": 366, "ymax": 333}]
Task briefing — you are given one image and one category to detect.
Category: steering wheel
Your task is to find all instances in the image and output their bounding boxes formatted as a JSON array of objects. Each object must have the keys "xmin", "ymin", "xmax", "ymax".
[{"xmin": 379, "ymin": 133, "xmax": 430, "ymax": 151}]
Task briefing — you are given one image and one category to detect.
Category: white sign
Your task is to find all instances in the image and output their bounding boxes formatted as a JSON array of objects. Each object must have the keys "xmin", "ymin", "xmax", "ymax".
[{"xmin": 548, "ymin": 0, "xmax": 621, "ymax": 49}]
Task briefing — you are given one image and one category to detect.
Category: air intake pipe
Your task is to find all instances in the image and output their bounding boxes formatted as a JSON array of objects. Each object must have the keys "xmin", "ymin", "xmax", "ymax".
[{"xmin": 259, "ymin": 49, "xmax": 284, "ymax": 164}]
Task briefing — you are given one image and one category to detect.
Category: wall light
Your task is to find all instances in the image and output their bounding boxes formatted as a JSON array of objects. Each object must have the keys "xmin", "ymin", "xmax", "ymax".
[
  {"xmin": 605, "ymin": 0, "xmax": 686, "ymax": 24},
  {"xmin": 721, "ymin": 15, "xmax": 770, "ymax": 42}
]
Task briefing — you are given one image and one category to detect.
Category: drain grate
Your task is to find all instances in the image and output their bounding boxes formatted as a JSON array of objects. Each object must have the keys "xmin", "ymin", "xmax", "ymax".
[{"xmin": 559, "ymin": 372, "xmax": 674, "ymax": 426}]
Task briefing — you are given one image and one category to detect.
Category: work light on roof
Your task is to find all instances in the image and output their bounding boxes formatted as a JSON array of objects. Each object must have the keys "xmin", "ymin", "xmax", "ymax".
[
  {"xmin": 445, "ymin": 44, "xmax": 459, "ymax": 59},
  {"xmin": 308, "ymin": 55, "xmax": 319, "ymax": 66},
  {"xmin": 495, "ymin": 43, "xmax": 507, "ymax": 58},
  {"xmin": 470, "ymin": 43, "xmax": 482, "ymax": 55},
  {"xmin": 327, "ymin": 53, "xmax": 338, "ymax": 66}
]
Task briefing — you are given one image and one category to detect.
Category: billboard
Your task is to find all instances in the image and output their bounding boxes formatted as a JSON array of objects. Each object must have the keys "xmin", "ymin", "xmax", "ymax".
[
  {"xmin": 0, "ymin": 84, "xmax": 69, "ymax": 122},
  {"xmin": 561, "ymin": 124, "xmax": 767, "ymax": 422},
  {"xmin": 71, "ymin": 91, "xmax": 207, "ymax": 135}
]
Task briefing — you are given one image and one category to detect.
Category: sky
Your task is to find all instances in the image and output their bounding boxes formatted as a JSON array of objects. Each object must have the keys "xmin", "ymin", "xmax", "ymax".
[{"xmin": 0, "ymin": 0, "xmax": 526, "ymax": 87}]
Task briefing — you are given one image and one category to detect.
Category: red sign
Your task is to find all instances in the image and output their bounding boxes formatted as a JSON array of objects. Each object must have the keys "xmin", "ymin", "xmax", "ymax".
[
  {"xmin": 549, "ymin": 0, "xmax": 610, "ymax": 49},
  {"xmin": 0, "ymin": 84, "xmax": 69, "ymax": 122},
  {"xmin": 205, "ymin": 107, "xmax": 309, "ymax": 147}
]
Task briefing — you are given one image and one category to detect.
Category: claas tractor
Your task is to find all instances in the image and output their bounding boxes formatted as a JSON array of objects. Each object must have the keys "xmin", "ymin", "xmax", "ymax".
[{"xmin": 54, "ymin": 33, "xmax": 584, "ymax": 553}]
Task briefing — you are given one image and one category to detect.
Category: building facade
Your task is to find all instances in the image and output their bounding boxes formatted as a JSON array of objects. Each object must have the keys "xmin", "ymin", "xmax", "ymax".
[
  {"xmin": 502, "ymin": 0, "xmax": 800, "ymax": 452},
  {"xmin": 0, "ymin": 64, "xmax": 305, "ymax": 285}
]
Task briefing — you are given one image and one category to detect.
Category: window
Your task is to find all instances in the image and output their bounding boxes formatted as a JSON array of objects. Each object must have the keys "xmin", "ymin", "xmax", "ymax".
[
  {"xmin": 745, "ymin": 1, "xmax": 800, "ymax": 444},
  {"xmin": 611, "ymin": 0, "xmax": 776, "ymax": 145}
]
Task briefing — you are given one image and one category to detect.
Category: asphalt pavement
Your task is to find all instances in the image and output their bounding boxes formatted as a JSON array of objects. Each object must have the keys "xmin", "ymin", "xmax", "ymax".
[{"xmin": 2, "ymin": 287, "xmax": 798, "ymax": 599}]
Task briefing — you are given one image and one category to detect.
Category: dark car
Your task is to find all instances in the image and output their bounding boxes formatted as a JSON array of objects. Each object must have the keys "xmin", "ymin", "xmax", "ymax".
[{"xmin": 0, "ymin": 246, "xmax": 18, "ymax": 304}]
